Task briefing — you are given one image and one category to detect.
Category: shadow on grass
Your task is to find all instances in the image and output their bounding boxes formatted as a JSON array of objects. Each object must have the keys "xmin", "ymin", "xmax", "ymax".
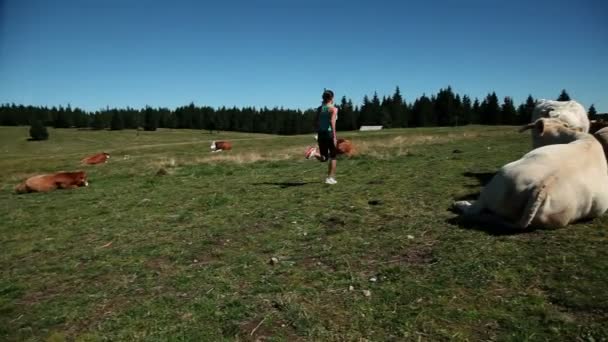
[
  {"xmin": 463, "ymin": 171, "xmax": 496, "ymax": 186},
  {"xmin": 446, "ymin": 216, "xmax": 534, "ymax": 236},
  {"xmin": 252, "ymin": 181, "xmax": 311, "ymax": 189},
  {"xmin": 455, "ymin": 171, "xmax": 497, "ymax": 200},
  {"xmin": 446, "ymin": 202, "xmax": 534, "ymax": 236}
]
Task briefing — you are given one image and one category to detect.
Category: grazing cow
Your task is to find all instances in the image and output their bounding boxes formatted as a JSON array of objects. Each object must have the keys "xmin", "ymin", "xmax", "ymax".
[
  {"xmin": 532, "ymin": 99, "xmax": 589, "ymax": 133},
  {"xmin": 210, "ymin": 140, "xmax": 232, "ymax": 152},
  {"xmin": 15, "ymin": 171, "xmax": 89, "ymax": 194},
  {"xmin": 453, "ymin": 118, "xmax": 608, "ymax": 229},
  {"xmin": 81, "ymin": 152, "xmax": 110, "ymax": 165}
]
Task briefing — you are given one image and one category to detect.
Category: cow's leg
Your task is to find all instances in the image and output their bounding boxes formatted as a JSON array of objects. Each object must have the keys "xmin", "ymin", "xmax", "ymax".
[
  {"xmin": 453, "ymin": 200, "xmax": 524, "ymax": 230},
  {"xmin": 452, "ymin": 200, "xmax": 483, "ymax": 215},
  {"xmin": 532, "ymin": 205, "xmax": 572, "ymax": 229},
  {"xmin": 57, "ymin": 182, "xmax": 77, "ymax": 189}
]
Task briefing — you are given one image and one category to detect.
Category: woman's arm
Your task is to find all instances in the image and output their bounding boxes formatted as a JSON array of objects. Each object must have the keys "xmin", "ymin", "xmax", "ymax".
[{"xmin": 330, "ymin": 107, "xmax": 338, "ymax": 143}]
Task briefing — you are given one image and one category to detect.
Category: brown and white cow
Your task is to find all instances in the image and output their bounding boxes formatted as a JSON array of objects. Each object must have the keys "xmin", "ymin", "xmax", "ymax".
[
  {"xmin": 14, "ymin": 171, "xmax": 89, "ymax": 194},
  {"xmin": 81, "ymin": 152, "xmax": 110, "ymax": 165},
  {"xmin": 210, "ymin": 140, "xmax": 232, "ymax": 152}
]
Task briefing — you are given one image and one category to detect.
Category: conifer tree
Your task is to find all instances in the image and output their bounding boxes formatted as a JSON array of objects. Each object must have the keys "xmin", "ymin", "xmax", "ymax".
[
  {"xmin": 29, "ymin": 120, "xmax": 49, "ymax": 140},
  {"xmin": 557, "ymin": 89, "xmax": 571, "ymax": 101},
  {"xmin": 110, "ymin": 111, "xmax": 124, "ymax": 130},
  {"xmin": 588, "ymin": 104, "xmax": 597, "ymax": 119}
]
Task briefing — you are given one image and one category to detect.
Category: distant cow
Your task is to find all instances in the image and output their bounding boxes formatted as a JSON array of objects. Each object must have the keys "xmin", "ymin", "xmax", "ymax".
[
  {"xmin": 532, "ymin": 99, "xmax": 589, "ymax": 133},
  {"xmin": 15, "ymin": 171, "xmax": 89, "ymax": 194},
  {"xmin": 81, "ymin": 152, "xmax": 110, "ymax": 165},
  {"xmin": 453, "ymin": 118, "xmax": 608, "ymax": 229},
  {"xmin": 210, "ymin": 141, "xmax": 232, "ymax": 152}
]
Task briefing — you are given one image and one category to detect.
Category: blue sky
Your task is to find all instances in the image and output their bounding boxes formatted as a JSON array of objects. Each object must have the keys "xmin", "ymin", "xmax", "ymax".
[{"xmin": 1, "ymin": 0, "xmax": 606, "ymax": 112}]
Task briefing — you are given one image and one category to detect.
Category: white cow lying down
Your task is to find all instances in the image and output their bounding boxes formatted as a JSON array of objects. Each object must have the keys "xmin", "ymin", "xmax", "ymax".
[
  {"xmin": 532, "ymin": 99, "xmax": 589, "ymax": 133},
  {"xmin": 453, "ymin": 118, "xmax": 608, "ymax": 229}
]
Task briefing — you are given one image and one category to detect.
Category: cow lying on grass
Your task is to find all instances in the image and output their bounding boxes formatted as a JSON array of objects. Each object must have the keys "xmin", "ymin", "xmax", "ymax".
[
  {"xmin": 14, "ymin": 171, "xmax": 89, "ymax": 194},
  {"xmin": 81, "ymin": 152, "xmax": 110, "ymax": 165},
  {"xmin": 336, "ymin": 138, "xmax": 356, "ymax": 157},
  {"xmin": 453, "ymin": 118, "xmax": 608, "ymax": 229},
  {"xmin": 305, "ymin": 138, "xmax": 356, "ymax": 159},
  {"xmin": 210, "ymin": 140, "xmax": 232, "ymax": 152}
]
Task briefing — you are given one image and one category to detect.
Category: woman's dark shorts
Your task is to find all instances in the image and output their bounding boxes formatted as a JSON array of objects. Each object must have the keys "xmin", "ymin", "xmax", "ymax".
[{"xmin": 317, "ymin": 131, "xmax": 337, "ymax": 161}]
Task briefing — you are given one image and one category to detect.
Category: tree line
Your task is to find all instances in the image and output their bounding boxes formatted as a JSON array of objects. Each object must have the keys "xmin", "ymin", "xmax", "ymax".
[{"xmin": 1, "ymin": 88, "xmax": 600, "ymax": 135}]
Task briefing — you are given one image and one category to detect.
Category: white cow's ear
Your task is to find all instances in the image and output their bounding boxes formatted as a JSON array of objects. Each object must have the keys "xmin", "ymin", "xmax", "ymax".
[
  {"xmin": 518, "ymin": 123, "xmax": 534, "ymax": 133},
  {"xmin": 535, "ymin": 119, "xmax": 545, "ymax": 135}
]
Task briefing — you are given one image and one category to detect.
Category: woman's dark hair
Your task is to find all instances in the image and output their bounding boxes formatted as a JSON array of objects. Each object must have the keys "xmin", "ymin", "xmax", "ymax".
[{"xmin": 322, "ymin": 89, "xmax": 334, "ymax": 104}]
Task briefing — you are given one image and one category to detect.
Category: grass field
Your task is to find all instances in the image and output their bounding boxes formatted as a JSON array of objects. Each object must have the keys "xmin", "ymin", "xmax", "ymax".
[{"xmin": 1, "ymin": 126, "xmax": 607, "ymax": 341}]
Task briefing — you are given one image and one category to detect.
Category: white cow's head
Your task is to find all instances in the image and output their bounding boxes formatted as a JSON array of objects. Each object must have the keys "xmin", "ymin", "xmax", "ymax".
[
  {"xmin": 520, "ymin": 117, "xmax": 584, "ymax": 149},
  {"xmin": 532, "ymin": 99, "xmax": 589, "ymax": 133},
  {"xmin": 210, "ymin": 141, "xmax": 217, "ymax": 151}
]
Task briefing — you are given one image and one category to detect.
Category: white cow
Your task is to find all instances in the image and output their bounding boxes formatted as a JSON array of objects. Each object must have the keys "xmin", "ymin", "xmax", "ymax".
[
  {"xmin": 532, "ymin": 99, "xmax": 589, "ymax": 133},
  {"xmin": 453, "ymin": 118, "xmax": 608, "ymax": 229}
]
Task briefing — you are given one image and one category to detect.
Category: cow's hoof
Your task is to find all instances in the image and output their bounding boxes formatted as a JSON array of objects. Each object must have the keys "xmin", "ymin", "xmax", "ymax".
[{"xmin": 452, "ymin": 201, "xmax": 472, "ymax": 213}]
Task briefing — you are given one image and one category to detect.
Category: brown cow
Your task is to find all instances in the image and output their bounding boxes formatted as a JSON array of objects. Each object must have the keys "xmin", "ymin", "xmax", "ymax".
[
  {"xmin": 336, "ymin": 138, "xmax": 356, "ymax": 157},
  {"xmin": 81, "ymin": 152, "xmax": 110, "ymax": 165},
  {"xmin": 305, "ymin": 138, "xmax": 356, "ymax": 159},
  {"xmin": 14, "ymin": 171, "xmax": 89, "ymax": 194},
  {"xmin": 210, "ymin": 140, "xmax": 232, "ymax": 152}
]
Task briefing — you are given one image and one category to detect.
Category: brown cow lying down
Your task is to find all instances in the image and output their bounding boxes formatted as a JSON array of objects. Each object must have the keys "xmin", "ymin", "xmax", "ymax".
[
  {"xmin": 81, "ymin": 152, "xmax": 110, "ymax": 165},
  {"xmin": 210, "ymin": 140, "xmax": 232, "ymax": 152},
  {"xmin": 453, "ymin": 118, "xmax": 608, "ymax": 229},
  {"xmin": 305, "ymin": 138, "xmax": 356, "ymax": 159},
  {"xmin": 14, "ymin": 171, "xmax": 89, "ymax": 194},
  {"xmin": 336, "ymin": 138, "xmax": 356, "ymax": 157}
]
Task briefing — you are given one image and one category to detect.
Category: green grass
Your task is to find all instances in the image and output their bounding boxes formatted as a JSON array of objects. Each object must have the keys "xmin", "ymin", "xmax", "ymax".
[{"xmin": 1, "ymin": 126, "xmax": 607, "ymax": 341}]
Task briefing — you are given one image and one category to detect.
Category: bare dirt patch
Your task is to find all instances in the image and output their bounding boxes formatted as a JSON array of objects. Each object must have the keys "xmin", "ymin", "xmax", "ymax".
[
  {"xmin": 238, "ymin": 315, "xmax": 302, "ymax": 342},
  {"xmin": 144, "ymin": 256, "xmax": 177, "ymax": 277},
  {"xmin": 365, "ymin": 243, "xmax": 437, "ymax": 268}
]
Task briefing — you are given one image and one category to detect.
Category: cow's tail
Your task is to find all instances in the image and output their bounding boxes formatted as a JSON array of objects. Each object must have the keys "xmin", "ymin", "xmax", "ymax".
[
  {"xmin": 14, "ymin": 182, "xmax": 28, "ymax": 194},
  {"xmin": 518, "ymin": 175, "xmax": 556, "ymax": 228}
]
